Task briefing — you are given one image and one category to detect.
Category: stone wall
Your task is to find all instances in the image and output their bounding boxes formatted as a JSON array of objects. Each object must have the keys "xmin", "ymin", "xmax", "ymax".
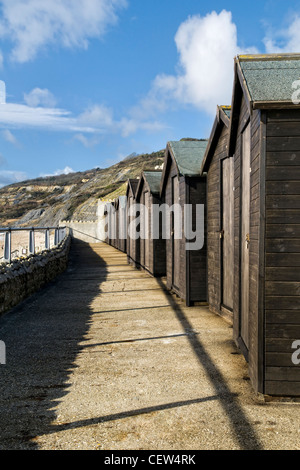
[{"xmin": 0, "ymin": 235, "xmax": 71, "ymax": 316}]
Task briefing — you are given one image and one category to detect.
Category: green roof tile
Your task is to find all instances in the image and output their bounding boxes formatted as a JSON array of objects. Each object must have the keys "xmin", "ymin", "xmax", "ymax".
[
  {"xmin": 168, "ymin": 140, "xmax": 208, "ymax": 176},
  {"xmin": 143, "ymin": 171, "xmax": 162, "ymax": 194},
  {"xmin": 238, "ymin": 55, "xmax": 300, "ymax": 103}
]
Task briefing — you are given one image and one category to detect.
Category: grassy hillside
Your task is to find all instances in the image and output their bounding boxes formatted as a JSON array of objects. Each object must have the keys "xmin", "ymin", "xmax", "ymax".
[{"xmin": 0, "ymin": 150, "xmax": 165, "ymax": 227}]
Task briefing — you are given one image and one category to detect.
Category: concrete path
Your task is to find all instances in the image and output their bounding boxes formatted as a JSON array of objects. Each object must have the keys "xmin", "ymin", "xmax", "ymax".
[{"xmin": 0, "ymin": 241, "xmax": 299, "ymax": 450}]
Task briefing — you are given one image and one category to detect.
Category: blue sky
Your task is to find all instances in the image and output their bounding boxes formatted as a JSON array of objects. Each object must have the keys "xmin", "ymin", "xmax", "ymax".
[{"xmin": 0, "ymin": 0, "xmax": 300, "ymax": 187}]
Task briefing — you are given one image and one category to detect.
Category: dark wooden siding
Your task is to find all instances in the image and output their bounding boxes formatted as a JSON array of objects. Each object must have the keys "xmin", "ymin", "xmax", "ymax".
[
  {"xmin": 163, "ymin": 156, "xmax": 206, "ymax": 305},
  {"xmin": 265, "ymin": 110, "xmax": 300, "ymax": 396},
  {"xmin": 117, "ymin": 203, "xmax": 127, "ymax": 254},
  {"xmin": 207, "ymin": 124, "xmax": 230, "ymax": 316},
  {"xmin": 248, "ymin": 108, "xmax": 263, "ymax": 393},
  {"xmin": 163, "ymin": 158, "xmax": 187, "ymax": 300},
  {"xmin": 187, "ymin": 176, "xmax": 207, "ymax": 304},
  {"xmin": 233, "ymin": 96, "xmax": 250, "ymax": 345},
  {"xmin": 127, "ymin": 191, "xmax": 140, "ymax": 268},
  {"xmin": 139, "ymin": 190, "xmax": 145, "ymax": 270},
  {"xmin": 233, "ymin": 95, "xmax": 264, "ymax": 393},
  {"xmin": 152, "ymin": 194, "xmax": 166, "ymax": 277},
  {"xmin": 136, "ymin": 181, "xmax": 166, "ymax": 278}
]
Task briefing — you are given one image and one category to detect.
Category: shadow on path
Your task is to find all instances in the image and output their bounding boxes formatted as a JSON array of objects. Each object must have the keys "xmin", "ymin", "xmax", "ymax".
[
  {"xmin": 0, "ymin": 242, "xmax": 263, "ymax": 450},
  {"xmin": 0, "ymin": 240, "xmax": 107, "ymax": 450},
  {"xmin": 154, "ymin": 277, "xmax": 263, "ymax": 450}
]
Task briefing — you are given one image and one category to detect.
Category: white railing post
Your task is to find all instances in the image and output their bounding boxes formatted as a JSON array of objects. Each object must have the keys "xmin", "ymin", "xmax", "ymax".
[
  {"xmin": 45, "ymin": 229, "xmax": 50, "ymax": 250},
  {"xmin": 54, "ymin": 229, "xmax": 59, "ymax": 246},
  {"xmin": 4, "ymin": 230, "xmax": 11, "ymax": 263},
  {"xmin": 29, "ymin": 229, "xmax": 35, "ymax": 255}
]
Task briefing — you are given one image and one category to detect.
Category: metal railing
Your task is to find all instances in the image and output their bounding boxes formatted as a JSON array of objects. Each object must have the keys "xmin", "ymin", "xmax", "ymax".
[{"xmin": 0, "ymin": 226, "xmax": 67, "ymax": 264}]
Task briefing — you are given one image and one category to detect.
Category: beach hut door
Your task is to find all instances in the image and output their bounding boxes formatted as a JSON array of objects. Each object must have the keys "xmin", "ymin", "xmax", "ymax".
[
  {"xmin": 222, "ymin": 157, "xmax": 234, "ymax": 310},
  {"xmin": 240, "ymin": 123, "xmax": 251, "ymax": 350},
  {"xmin": 144, "ymin": 191, "xmax": 150, "ymax": 270},
  {"xmin": 172, "ymin": 176, "xmax": 180, "ymax": 290}
]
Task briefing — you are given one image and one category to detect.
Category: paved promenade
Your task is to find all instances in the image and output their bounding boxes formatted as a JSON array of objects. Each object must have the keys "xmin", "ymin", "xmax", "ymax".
[{"xmin": 0, "ymin": 241, "xmax": 299, "ymax": 450}]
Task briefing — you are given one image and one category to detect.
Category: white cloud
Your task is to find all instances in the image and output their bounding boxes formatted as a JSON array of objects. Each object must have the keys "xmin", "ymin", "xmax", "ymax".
[
  {"xmin": 0, "ymin": 50, "xmax": 3, "ymax": 68},
  {"xmin": 264, "ymin": 15, "xmax": 300, "ymax": 53},
  {"xmin": 78, "ymin": 104, "xmax": 114, "ymax": 128},
  {"xmin": 74, "ymin": 133, "xmax": 101, "ymax": 148},
  {"xmin": 118, "ymin": 117, "xmax": 167, "ymax": 137},
  {"xmin": 0, "ymin": 91, "xmax": 166, "ymax": 139},
  {"xmin": 40, "ymin": 166, "xmax": 74, "ymax": 177},
  {"xmin": 24, "ymin": 88, "xmax": 57, "ymax": 108},
  {"xmin": 0, "ymin": 170, "xmax": 27, "ymax": 187},
  {"xmin": 137, "ymin": 10, "xmax": 258, "ymax": 116},
  {"xmin": 0, "ymin": 102, "xmax": 94, "ymax": 133},
  {"xmin": 1, "ymin": 129, "xmax": 20, "ymax": 147},
  {"xmin": 0, "ymin": 0, "xmax": 127, "ymax": 63},
  {"xmin": 1, "ymin": 129, "xmax": 19, "ymax": 146}
]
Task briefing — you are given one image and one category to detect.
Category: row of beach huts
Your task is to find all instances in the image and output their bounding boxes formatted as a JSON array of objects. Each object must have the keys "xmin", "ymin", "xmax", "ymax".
[{"xmin": 103, "ymin": 54, "xmax": 300, "ymax": 398}]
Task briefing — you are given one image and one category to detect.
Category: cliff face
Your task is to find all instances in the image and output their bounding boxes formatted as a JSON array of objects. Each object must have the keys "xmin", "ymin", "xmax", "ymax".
[{"xmin": 0, "ymin": 150, "xmax": 165, "ymax": 227}]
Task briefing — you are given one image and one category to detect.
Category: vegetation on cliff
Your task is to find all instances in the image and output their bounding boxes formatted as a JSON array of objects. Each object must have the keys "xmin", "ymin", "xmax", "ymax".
[{"xmin": 0, "ymin": 150, "xmax": 165, "ymax": 227}]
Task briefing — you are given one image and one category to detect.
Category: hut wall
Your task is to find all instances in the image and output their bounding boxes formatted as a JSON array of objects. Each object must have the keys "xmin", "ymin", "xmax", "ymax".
[
  {"xmin": 206, "ymin": 124, "xmax": 230, "ymax": 316},
  {"xmin": 104, "ymin": 207, "xmax": 109, "ymax": 245},
  {"xmin": 163, "ymin": 158, "xmax": 206, "ymax": 305},
  {"xmin": 187, "ymin": 176, "xmax": 207, "ymax": 305},
  {"xmin": 137, "ymin": 183, "xmax": 166, "ymax": 277},
  {"xmin": 139, "ymin": 190, "xmax": 146, "ymax": 270},
  {"xmin": 127, "ymin": 193, "xmax": 140, "ymax": 268},
  {"xmin": 127, "ymin": 195, "xmax": 134, "ymax": 261},
  {"xmin": 152, "ymin": 194, "xmax": 166, "ymax": 277},
  {"xmin": 233, "ymin": 94, "xmax": 263, "ymax": 393},
  {"xmin": 115, "ymin": 204, "xmax": 119, "ymax": 250},
  {"xmin": 118, "ymin": 199, "xmax": 127, "ymax": 253},
  {"xmin": 164, "ymin": 158, "xmax": 187, "ymax": 300},
  {"xmin": 264, "ymin": 109, "xmax": 300, "ymax": 396}
]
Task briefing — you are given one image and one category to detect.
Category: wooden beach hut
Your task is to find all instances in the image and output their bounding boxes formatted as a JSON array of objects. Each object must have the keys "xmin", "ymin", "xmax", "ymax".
[
  {"xmin": 200, "ymin": 105, "xmax": 233, "ymax": 322},
  {"xmin": 110, "ymin": 200, "xmax": 118, "ymax": 249},
  {"xmin": 114, "ymin": 195, "xmax": 127, "ymax": 253},
  {"xmin": 160, "ymin": 139, "xmax": 208, "ymax": 306},
  {"xmin": 126, "ymin": 178, "xmax": 140, "ymax": 267},
  {"xmin": 228, "ymin": 53, "xmax": 300, "ymax": 396},
  {"xmin": 135, "ymin": 170, "xmax": 166, "ymax": 277},
  {"xmin": 104, "ymin": 201, "xmax": 116, "ymax": 247}
]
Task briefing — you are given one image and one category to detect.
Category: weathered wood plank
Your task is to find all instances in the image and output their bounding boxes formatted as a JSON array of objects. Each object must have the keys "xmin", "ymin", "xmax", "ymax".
[
  {"xmin": 266, "ymin": 353, "xmax": 298, "ymax": 367},
  {"xmin": 267, "ymin": 109, "xmax": 300, "ymax": 121},
  {"xmin": 266, "ymin": 323, "xmax": 300, "ymax": 338},
  {"xmin": 266, "ymin": 237, "xmax": 300, "ymax": 252},
  {"xmin": 267, "ymin": 122, "xmax": 300, "ymax": 137},
  {"xmin": 266, "ymin": 224, "xmax": 300, "ymax": 238},
  {"xmin": 267, "ymin": 136, "xmax": 300, "ymax": 152},
  {"xmin": 266, "ymin": 267, "xmax": 300, "ymax": 281},
  {"xmin": 265, "ymin": 367, "xmax": 300, "ymax": 381},
  {"xmin": 267, "ymin": 210, "xmax": 300, "ymax": 224},
  {"xmin": 267, "ymin": 151, "xmax": 300, "ymax": 166},
  {"xmin": 266, "ymin": 310, "xmax": 300, "ymax": 324},
  {"xmin": 265, "ymin": 297, "xmax": 300, "ymax": 310},
  {"xmin": 266, "ymin": 166, "xmax": 300, "ymax": 181},
  {"xmin": 266, "ymin": 338, "xmax": 299, "ymax": 352},
  {"xmin": 266, "ymin": 181, "xmax": 300, "ymax": 195},
  {"xmin": 266, "ymin": 195, "xmax": 300, "ymax": 209},
  {"xmin": 265, "ymin": 281, "xmax": 300, "ymax": 296},
  {"xmin": 266, "ymin": 252, "xmax": 300, "ymax": 267},
  {"xmin": 265, "ymin": 381, "xmax": 300, "ymax": 396}
]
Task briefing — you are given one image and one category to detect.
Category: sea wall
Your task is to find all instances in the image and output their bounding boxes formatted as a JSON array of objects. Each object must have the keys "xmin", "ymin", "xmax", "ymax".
[
  {"xmin": 61, "ymin": 201, "xmax": 107, "ymax": 243},
  {"xmin": 61, "ymin": 220, "xmax": 105, "ymax": 243},
  {"xmin": 0, "ymin": 235, "xmax": 71, "ymax": 316}
]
